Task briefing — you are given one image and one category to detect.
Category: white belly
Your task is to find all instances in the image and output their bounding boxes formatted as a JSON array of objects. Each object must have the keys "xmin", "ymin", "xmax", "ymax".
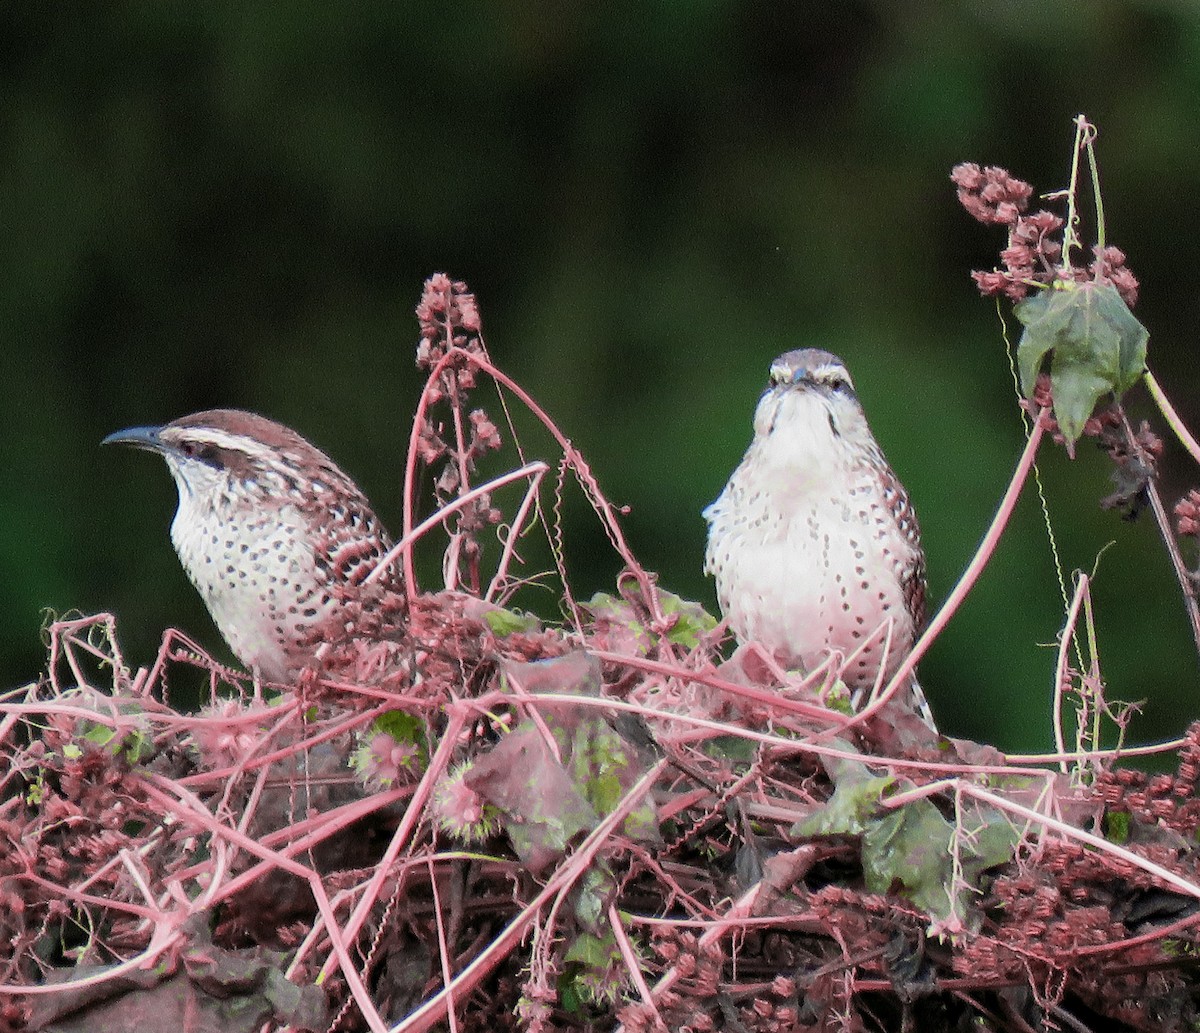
[
  {"xmin": 705, "ymin": 468, "xmax": 918, "ymax": 689},
  {"xmin": 170, "ymin": 498, "xmax": 328, "ymax": 682}
]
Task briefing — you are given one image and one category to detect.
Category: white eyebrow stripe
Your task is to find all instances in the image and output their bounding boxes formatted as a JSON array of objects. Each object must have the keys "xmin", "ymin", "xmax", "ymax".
[{"xmin": 170, "ymin": 428, "xmax": 256, "ymax": 452}]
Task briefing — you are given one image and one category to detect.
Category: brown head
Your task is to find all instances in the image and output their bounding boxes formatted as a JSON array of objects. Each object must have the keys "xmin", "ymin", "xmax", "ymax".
[{"xmin": 104, "ymin": 409, "xmax": 401, "ymax": 681}]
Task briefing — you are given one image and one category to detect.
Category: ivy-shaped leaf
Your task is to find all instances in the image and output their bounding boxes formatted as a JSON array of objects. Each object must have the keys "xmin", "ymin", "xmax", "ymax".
[
  {"xmin": 469, "ymin": 652, "xmax": 659, "ymax": 870},
  {"xmin": 1015, "ymin": 282, "xmax": 1148, "ymax": 449},
  {"xmin": 659, "ymin": 592, "xmax": 719, "ymax": 649},
  {"xmin": 483, "ymin": 607, "xmax": 541, "ymax": 637},
  {"xmin": 862, "ymin": 796, "xmax": 1016, "ymax": 931},
  {"xmin": 583, "ymin": 589, "xmax": 718, "ymax": 655},
  {"xmin": 793, "ymin": 752, "xmax": 1018, "ymax": 930},
  {"xmin": 581, "ymin": 592, "xmax": 656, "ymax": 656},
  {"xmin": 792, "ymin": 755, "xmax": 894, "ymax": 838}
]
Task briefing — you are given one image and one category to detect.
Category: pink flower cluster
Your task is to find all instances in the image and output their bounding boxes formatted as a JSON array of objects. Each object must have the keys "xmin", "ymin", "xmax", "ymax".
[
  {"xmin": 951, "ymin": 162, "xmax": 1033, "ymax": 225},
  {"xmin": 415, "ymin": 273, "xmax": 486, "ymax": 399},
  {"xmin": 952, "ymin": 162, "xmax": 1139, "ymax": 306},
  {"xmin": 416, "ymin": 273, "xmax": 482, "ymax": 366},
  {"xmin": 1175, "ymin": 490, "xmax": 1200, "ymax": 538},
  {"xmin": 411, "ymin": 273, "xmax": 504, "ymax": 546}
]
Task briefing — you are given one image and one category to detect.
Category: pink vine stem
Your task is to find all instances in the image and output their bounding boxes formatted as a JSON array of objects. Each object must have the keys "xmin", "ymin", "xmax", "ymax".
[
  {"xmin": 400, "ymin": 347, "xmax": 664, "ymax": 626},
  {"xmin": 844, "ymin": 409, "xmax": 1050, "ymax": 730}
]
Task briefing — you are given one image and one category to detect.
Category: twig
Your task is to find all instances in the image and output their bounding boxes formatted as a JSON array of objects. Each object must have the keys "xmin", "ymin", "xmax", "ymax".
[
  {"xmin": 403, "ymin": 346, "xmax": 663, "ymax": 623},
  {"xmin": 369, "ymin": 460, "xmax": 549, "ymax": 587},
  {"xmin": 856, "ymin": 409, "xmax": 1050, "ymax": 725},
  {"xmin": 484, "ymin": 460, "xmax": 548, "ymax": 603},
  {"xmin": 316, "ymin": 707, "xmax": 470, "ymax": 983},
  {"xmin": 392, "ymin": 759, "xmax": 669, "ymax": 1033},
  {"xmin": 609, "ymin": 902, "xmax": 667, "ymax": 1032},
  {"xmin": 141, "ymin": 774, "xmax": 389, "ymax": 1033},
  {"xmin": 1115, "ymin": 404, "xmax": 1200, "ymax": 659},
  {"xmin": 1145, "ymin": 368, "xmax": 1200, "ymax": 466},
  {"xmin": 428, "ymin": 857, "xmax": 460, "ymax": 1033},
  {"xmin": 1053, "ymin": 574, "xmax": 1090, "ymax": 775},
  {"xmin": 960, "ymin": 781, "xmax": 1200, "ymax": 901}
]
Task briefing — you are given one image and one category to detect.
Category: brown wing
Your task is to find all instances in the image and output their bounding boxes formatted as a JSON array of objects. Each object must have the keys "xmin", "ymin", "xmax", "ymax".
[{"xmin": 875, "ymin": 453, "xmax": 926, "ymax": 631}]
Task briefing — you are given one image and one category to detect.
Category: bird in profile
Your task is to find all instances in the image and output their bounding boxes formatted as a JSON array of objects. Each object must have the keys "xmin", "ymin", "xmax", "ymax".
[
  {"xmin": 103, "ymin": 409, "xmax": 404, "ymax": 684},
  {"xmin": 703, "ymin": 349, "xmax": 933, "ymax": 725}
]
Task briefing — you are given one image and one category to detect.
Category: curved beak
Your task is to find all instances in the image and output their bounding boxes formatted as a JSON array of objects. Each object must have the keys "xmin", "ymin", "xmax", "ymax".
[{"xmin": 101, "ymin": 425, "xmax": 168, "ymax": 453}]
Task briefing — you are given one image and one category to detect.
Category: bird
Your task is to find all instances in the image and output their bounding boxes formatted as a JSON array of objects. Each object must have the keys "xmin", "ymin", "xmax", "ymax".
[
  {"xmin": 703, "ymin": 349, "xmax": 933, "ymax": 725},
  {"xmin": 103, "ymin": 409, "xmax": 404, "ymax": 684}
]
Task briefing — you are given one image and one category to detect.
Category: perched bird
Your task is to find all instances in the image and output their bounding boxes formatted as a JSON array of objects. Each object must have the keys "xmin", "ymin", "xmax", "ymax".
[
  {"xmin": 703, "ymin": 349, "xmax": 933, "ymax": 724},
  {"xmin": 103, "ymin": 409, "xmax": 403, "ymax": 683}
]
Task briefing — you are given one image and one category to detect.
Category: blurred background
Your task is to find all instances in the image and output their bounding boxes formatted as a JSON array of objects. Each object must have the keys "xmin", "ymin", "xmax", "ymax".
[{"xmin": 5, "ymin": 0, "xmax": 1200, "ymax": 754}]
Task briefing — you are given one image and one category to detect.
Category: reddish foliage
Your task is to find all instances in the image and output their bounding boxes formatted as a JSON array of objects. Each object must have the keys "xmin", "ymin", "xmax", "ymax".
[
  {"xmin": 1020, "ymin": 372, "xmax": 1163, "ymax": 519},
  {"xmin": 1175, "ymin": 490, "xmax": 1200, "ymax": 538},
  {"xmin": 953, "ymin": 159, "xmax": 1139, "ymax": 306},
  {"xmin": 5, "ymin": 275, "xmax": 1200, "ymax": 1033}
]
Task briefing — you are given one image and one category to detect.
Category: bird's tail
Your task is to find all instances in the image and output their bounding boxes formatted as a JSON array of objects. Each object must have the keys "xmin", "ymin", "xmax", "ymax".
[{"xmin": 851, "ymin": 674, "xmax": 938, "ymax": 734}]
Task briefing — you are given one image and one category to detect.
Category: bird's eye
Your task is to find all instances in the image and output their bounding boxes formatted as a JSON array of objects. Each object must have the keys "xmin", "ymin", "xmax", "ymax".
[
  {"xmin": 179, "ymin": 441, "xmax": 221, "ymax": 466},
  {"xmin": 830, "ymin": 376, "xmax": 854, "ymax": 395}
]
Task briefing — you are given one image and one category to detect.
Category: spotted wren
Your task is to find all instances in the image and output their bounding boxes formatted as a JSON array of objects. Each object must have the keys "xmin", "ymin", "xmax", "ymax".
[
  {"xmin": 104, "ymin": 409, "xmax": 403, "ymax": 683},
  {"xmin": 704, "ymin": 350, "xmax": 933, "ymax": 724}
]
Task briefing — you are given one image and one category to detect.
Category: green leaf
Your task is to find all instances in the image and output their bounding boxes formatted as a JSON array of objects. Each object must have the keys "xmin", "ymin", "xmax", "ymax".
[
  {"xmin": 565, "ymin": 713, "xmax": 659, "ymax": 844},
  {"xmin": 659, "ymin": 591, "xmax": 719, "ymax": 648},
  {"xmin": 702, "ymin": 734, "xmax": 758, "ymax": 764},
  {"xmin": 862, "ymin": 798, "xmax": 1016, "ymax": 927},
  {"xmin": 370, "ymin": 709, "xmax": 427, "ymax": 747},
  {"xmin": 564, "ymin": 929, "xmax": 618, "ymax": 967},
  {"xmin": 80, "ymin": 718, "xmax": 153, "ymax": 764},
  {"xmin": 1014, "ymin": 282, "xmax": 1148, "ymax": 448},
  {"xmin": 470, "ymin": 653, "xmax": 659, "ymax": 869},
  {"xmin": 562, "ymin": 880, "xmax": 630, "ymax": 1008},
  {"xmin": 792, "ymin": 754, "xmax": 894, "ymax": 838},
  {"xmin": 1106, "ymin": 809, "xmax": 1131, "ymax": 845},
  {"xmin": 793, "ymin": 752, "xmax": 1018, "ymax": 929},
  {"xmin": 582, "ymin": 589, "xmax": 718, "ymax": 655},
  {"xmin": 483, "ymin": 607, "xmax": 541, "ymax": 637},
  {"xmin": 863, "ymin": 799, "xmax": 953, "ymax": 911},
  {"xmin": 582, "ymin": 592, "xmax": 655, "ymax": 656},
  {"xmin": 573, "ymin": 864, "xmax": 616, "ymax": 932},
  {"xmin": 561, "ymin": 927, "xmax": 626, "ymax": 1007}
]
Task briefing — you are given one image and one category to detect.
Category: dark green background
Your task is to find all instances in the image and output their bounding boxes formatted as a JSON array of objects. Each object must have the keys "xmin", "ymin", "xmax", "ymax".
[{"xmin": 6, "ymin": 2, "xmax": 1200, "ymax": 753}]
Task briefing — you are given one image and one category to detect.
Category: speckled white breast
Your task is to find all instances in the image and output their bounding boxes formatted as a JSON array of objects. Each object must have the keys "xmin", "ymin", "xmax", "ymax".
[
  {"xmin": 704, "ymin": 383, "xmax": 921, "ymax": 689},
  {"xmin": 169, "ymin": 477, "xmax": 332, "ymax": 682}
]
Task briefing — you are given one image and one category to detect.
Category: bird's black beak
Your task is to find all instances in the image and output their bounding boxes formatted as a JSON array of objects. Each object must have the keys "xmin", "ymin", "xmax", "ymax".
[{"xmin": 101, "ymin": 425, "xmax": 168, "ymax": 453}]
